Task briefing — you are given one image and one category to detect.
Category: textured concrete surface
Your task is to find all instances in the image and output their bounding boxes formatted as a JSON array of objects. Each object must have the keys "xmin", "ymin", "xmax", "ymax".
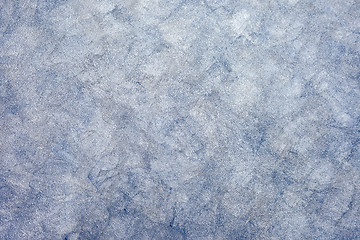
[{"xmin": 1, "ymin": 0, "xmax": 360, "ymax": 239}]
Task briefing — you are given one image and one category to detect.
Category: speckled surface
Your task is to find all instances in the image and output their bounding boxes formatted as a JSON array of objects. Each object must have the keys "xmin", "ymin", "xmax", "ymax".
[{"xmin": 1, "ymin": 0, "xmax": 360, "ymax": 239}]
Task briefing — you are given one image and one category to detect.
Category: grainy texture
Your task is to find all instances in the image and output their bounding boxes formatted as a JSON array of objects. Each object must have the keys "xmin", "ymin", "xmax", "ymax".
[{"xmin": 1, "ymin": 0, "xmax": 360, "ymax": 239}]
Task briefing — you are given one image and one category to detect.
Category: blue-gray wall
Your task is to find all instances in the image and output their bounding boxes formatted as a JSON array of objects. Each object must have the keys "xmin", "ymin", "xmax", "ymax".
[{"xmin": 1, "ymin": 0, "xmax": 359, "ymax": 239}]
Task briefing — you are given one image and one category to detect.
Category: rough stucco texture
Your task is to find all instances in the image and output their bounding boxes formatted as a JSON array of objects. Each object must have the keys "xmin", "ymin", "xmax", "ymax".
[{"xmin": 1, "ymin": 0, "xmax": 360, "ymax": 239}]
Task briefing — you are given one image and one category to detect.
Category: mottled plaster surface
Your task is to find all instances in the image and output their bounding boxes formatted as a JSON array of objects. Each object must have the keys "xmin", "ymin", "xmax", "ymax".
[{"xmin": 1, "ymin": 0, "xmax": 360, "ymax": 239}]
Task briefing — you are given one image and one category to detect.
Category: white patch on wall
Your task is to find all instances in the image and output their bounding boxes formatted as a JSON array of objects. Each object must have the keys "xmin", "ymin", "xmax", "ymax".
[
  {"xmin": 229, "ymin": 9, "xmax": 250, "ymax": 37},
  {"xmin": 288, "ymin": 0, "xmax": 299, "ymax": 5},
  {"xmin": 223, "ymin": 66, "xmax": 260, "ymax": 114},
  {"xmin": 159, "ymin": 16, "xmax": 195, "ymax": 50}
]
